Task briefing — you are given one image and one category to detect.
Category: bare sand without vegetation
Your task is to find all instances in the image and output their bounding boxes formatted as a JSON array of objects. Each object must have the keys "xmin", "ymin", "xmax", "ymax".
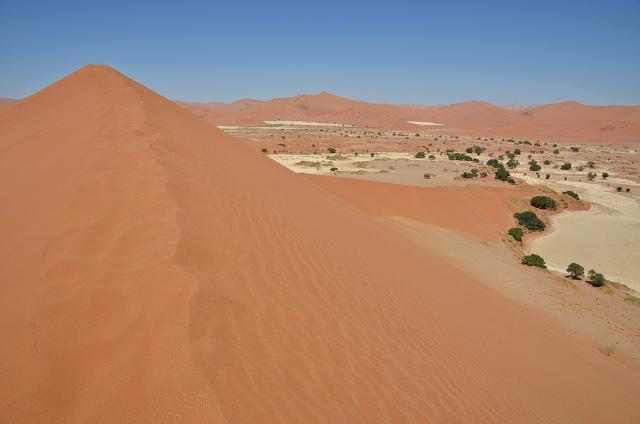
[{"xmin": 1, "ymin": 65, "xmax": 640, "ymax": 423}]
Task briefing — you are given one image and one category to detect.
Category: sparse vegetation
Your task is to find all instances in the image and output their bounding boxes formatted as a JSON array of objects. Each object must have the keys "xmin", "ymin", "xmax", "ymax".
[{"xmin": 625, "ymin": 296, "xmax": 640, "ymax": 306}]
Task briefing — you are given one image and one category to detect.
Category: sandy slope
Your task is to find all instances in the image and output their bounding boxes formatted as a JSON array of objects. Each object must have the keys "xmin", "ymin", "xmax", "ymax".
[
  {"xmin": 1, "ymin": 65, "xmax": 640, "ymax": 423},
  {"xmin": 0, "ymin": 97, "xmax": 18, "ymax": 109},
  {"xmin": 181, "ymin": 93, "xmax": 640, "ymax": 145}
]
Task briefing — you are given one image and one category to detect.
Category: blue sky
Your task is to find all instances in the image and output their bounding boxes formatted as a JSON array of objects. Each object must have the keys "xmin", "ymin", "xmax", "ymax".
[{"xmin": 1, "ymin": 0, "xmax": 639, "ymax": 105}]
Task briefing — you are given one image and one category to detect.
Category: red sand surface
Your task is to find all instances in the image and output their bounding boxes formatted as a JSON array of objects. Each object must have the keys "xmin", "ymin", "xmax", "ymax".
[
  {"xmin": 304, "ymin": 176, "xmax": 517, "ymax": 242},
  {"xmin": 1, "ymin": 65, "xmax": 639, "ymax": 423},
  {"xmin": 182, "ymin": 92, "xmax": 640, "ymax": 145}
]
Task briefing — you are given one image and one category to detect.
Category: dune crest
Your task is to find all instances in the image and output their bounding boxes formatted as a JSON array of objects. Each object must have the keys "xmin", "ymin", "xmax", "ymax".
[
  {"xmin": 1, "ymin": 65, "xmax": 639, "ymax": 423},
  {"xmin": 181, "ymin": 92, "xmax": 640, "ymax": 144}
]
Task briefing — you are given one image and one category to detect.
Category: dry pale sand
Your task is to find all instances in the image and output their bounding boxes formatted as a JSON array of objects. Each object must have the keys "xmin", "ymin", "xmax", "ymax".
[
  {"xmin": 1, "ymin": 65, "xmax": 640, "ymax": 423},
  {"xmin": 521, "ymin": 176, "xmax": 640, "ymax": 291}
]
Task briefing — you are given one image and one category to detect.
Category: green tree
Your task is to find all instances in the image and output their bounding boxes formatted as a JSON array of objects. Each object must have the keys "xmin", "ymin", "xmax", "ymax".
[
  {"xmin": 566, "ymin": 263, "xmax": 584, "ymax": 279},
  {"xmin": 522, "ymin": 254, "xmax": 547, "ymax": 268},
  {"xmin": 508, "ymin": 227, "xmax": 524, "ymax": 242},
  {"xmin": 415, "ymin": 151, "xmax": 426, "ymax": 159},
  {"xmin": 560, "ymin": 163, "xmax": 572, "ymax": 170},
  {"xmin": 588, "ymin": 270, "xmax": 605, "ymax": 287},
  {"xmin": 495, "ymin": 167, "xmax": 511, "ymax": 181},
  {"xmin": 530, "ymin": 196, "xmax": 557, "ymax": 210},
  {"xmin": 514, "ymin": 211, "xmax": 545, "ymax": 231}
]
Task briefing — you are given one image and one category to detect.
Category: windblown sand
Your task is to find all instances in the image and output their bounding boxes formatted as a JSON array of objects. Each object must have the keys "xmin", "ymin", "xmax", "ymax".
[{"xmin": 1, "ymin": 65, "xmax": 639, "ymax": 423}]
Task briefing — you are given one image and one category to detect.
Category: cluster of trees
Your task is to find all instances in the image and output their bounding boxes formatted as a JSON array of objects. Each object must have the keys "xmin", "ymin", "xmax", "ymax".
[
  {"xmin": 448, "ymin": 152, "xmax": 474, "ymax": 161},
  {"xmin": 566, "ymin": 263, "xmax": 606, "ymax": 287},
  {"xmin": 465, "ymin": 145, "xmax": 485, "ymax": 155}
]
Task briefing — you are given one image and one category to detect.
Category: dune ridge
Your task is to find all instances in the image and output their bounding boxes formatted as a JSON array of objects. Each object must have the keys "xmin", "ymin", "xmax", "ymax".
[
  {"xmin": 1, "ymin": 65, "xmax": 639, "ymax": 423},
  {"xmin": 181, "ymin": 93, "xmax": 640, "ymax": 145}
]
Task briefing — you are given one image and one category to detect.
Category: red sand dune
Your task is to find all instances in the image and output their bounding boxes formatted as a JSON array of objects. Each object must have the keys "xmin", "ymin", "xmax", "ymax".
[
  {"xmin": 182, "ymin": 92, "xmax": 640, "ymax": 145},
  {"xmin": 2, "ymin": 65, "xmax": 640, "ymax": 423},
  {"xmin": 0, "ymin": 97, "xmax": 17, "ymax": 110},
  {"xmin": 304, "ymin": 176, "xmax": 517, "ymax": 242}
]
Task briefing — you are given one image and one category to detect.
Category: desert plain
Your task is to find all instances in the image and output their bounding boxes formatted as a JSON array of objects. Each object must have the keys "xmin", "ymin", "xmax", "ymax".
[{"xmin": 1, "ymin": 65, "xmax": 640, "ymax": 423}]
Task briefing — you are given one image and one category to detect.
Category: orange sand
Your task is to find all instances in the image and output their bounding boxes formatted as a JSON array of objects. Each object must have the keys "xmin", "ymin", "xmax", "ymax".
[{"xmin": 1, "ymin": 65, "xmax": 639, "ymax": 423}]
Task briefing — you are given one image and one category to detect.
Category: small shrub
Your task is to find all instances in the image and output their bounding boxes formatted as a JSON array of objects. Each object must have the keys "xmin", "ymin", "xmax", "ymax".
[
  {"xmin": 508, "ymin": 227, "xmax": 524, "ymax": 242},
  {"xmin": 625, "ymin": 296, "xmax": 640, "ymax": 306},
  {"xmin": 601, "ymin": 172, "xmax": 609, "ymax": 179},
  {"xmin": 514, "ymin": 211, "xmax": 545, "ymax": 231},
  {"xmin": 599, "ymin": 345, "xmax": 615, "ymax": 357},
  {"xmin": 506, "ymin": 158, "xmax": 519, "ymax": 169},
  {"xmin": 571, "ymin": 146, "xmax": 580, "ymax": 152},
  {"xmin": 560, "ymin": 163, "xmax": 572, "ymax": 170},
  {"xmin": 563, "ymin": 190, "xmax": 579, "ymax": 200},
  {"xmin": 566, "ymin": 263, "xmax": 584, "ymax": 279},
  {"xmin": 530, "ymin": 196, "xmax": 557, "ymax": 210},
  {"xmin": 522, "ymin": 254, "xmax": 547, "ymax": 268},
  {"xmin": 423, "ymin": 172, "xmax": 431, "ymax": 179},
  {"xmin": 327, "ymin": 147, "xmax": 336, "ymax": 153},
  {"xmin": 428, "ymin": 154, "xmax": 435, "ymax": 160},
  {"xmin": 415, "ymin": 151, "xmax": 426, "ymax": 159},
  {"xmin": 260, "ymin": 148, "xmax": 268, "ymax": 153}
]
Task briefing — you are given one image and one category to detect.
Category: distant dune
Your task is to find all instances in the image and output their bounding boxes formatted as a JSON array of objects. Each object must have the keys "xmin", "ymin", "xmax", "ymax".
[
  {"xmin": 2, "ymin": 65, "xmax": 640, "ymax": 422},
  {"xmin": 0, "ymin": 97, "xmax": 17, "ymax": 110},
  {"xmin": 180, "ymin": 93, "xmax": 640, "ymax": 145}
]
